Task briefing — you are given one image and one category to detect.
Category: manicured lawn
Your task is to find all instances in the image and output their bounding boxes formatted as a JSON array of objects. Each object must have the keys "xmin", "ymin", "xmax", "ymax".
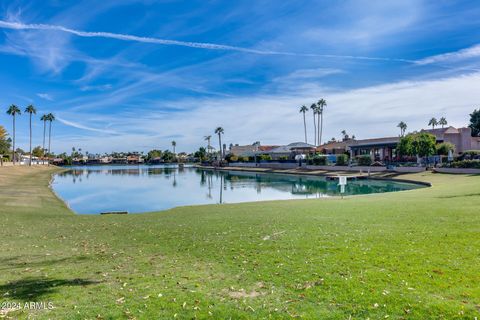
[{"xmin": 0, "ymin": 166, "xmax": 479, "ymax": 319}]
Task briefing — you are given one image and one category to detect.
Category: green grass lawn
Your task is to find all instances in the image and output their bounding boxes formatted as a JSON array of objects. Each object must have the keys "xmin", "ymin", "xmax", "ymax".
[{"xmin": 0, "ymin": 166, "xmax": 479, "ymax": 319}]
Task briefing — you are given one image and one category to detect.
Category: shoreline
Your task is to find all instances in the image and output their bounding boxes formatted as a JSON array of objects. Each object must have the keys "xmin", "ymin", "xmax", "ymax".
[{"xmin": 194, "ymin": 164, "xmax": 433, "ymax": 187}]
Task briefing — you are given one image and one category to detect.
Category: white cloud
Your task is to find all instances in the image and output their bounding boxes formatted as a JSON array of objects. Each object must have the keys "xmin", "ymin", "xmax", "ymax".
[
  {"xmin": 37, "ymin": 93, "xmax": 54, "ymax": 101},
  {"xmin": 0, "ymin": 19, "xmax": 415, "ymax": 63},
  {"xmin": 56, "ymin": 117, "xmax": 118, "ymax": 134},
  {"xmin": 79, "ymin": 84, "xmax": 112, "ymax": 92},
  {"xmin": 50, "ymin": 72, "xmax": 480, "ymax": 153},
  {"xmin": 273, "ymin": 68, "xmax": 345, "ymax": 83},
  {"xmin": 415, "ymin": 44, "xmax": 480, "ymax": 65}
]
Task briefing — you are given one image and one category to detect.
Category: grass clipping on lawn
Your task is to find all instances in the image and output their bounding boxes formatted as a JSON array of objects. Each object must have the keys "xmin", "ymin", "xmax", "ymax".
[{"xmin": 0, "ymin": 166, "xmax": 479, "ymax": 319}]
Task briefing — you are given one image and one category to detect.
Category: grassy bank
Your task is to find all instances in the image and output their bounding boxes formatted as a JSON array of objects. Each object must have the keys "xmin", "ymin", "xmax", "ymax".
[{"xmin": 0, "ymin": 166, "xmax": 479, "ymax": 319}]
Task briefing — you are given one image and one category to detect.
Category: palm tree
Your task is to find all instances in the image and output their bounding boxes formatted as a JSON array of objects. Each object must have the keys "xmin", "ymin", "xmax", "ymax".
[
  {"xmin": 215, "ymin": 127, "xmax": 224, "ymax": 158},
  {"xmin": 299, "ymin": 105, "xmax": 309, "ymax": 143},
  {"xmin": 6, "ymin": 105, "xmax": 21, "ymax": 165},
  {"xmin": 439, "ymin": 117, "xmax": 448, "ymax": 128},
  {"xmin": 171, "ymin": 140, "xmax": 176, "ymax": 154},
  {"xmin": 317, "ymin": 99, "xmax": 327, "ymax": 145},
  {"xmin": 204, "ymin": 135, "xmax": 212, "ymax": 155},
  {"xmin": 428, "ymin": 117, "xmax": 438, "ymax": 129},
  {"xmin": 40, "ymin": 114, "xmax": 48, "ymax": 158},
  {"xmin": 46, "ymin": 113, "xmax": 55, "ymax": 160},
  {"xmin": 341, "ymin": 130, "xmax": 348, "ymax": 141},
  {"xmin": 310, "ymin": 103, "xmax": 317, "ymax": 145},
  {"xmin": 25, "ymin": 105, "xmax": 37, "ymax": 166},
  {"xmin": 397, "ymin": 121, "xmax": 407, "ymax": 136}
]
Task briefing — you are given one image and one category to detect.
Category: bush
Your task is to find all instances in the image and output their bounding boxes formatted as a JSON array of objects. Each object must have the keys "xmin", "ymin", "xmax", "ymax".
[
  {"xmin": 310, "ymin": 155, "xmax": 326, "ymax": 165},
  {"xmin": 237, "ymin": 156, "xmax": 248, "ymax": 162},
  {"xmin": 224, "ymin": 154, "xmax": 238, "ymax": 162},
  {"xmin": 460, "ymin": 150, "xmax": 480, "ymax": 160},
  {"xmin": 436, "ymin": 142, "xmax": 455, "ymax": 156},
  {"xmin": 278, "ymin": 156, "xmax": 289, "ymax": 161},
  {"xmin": 446, "ymin": 160, "xmax": 480, "ymax": 169},
  {"xmin": 336, "ymin": 154, "xmax": 348, "ymax": 166},
  {"xmin": 259, "ymin": 154, "xmax": 272, "ymax": 161},
  {"xmin": 356, "ymin": 155, "xmax": 372, "ymax": 166}
]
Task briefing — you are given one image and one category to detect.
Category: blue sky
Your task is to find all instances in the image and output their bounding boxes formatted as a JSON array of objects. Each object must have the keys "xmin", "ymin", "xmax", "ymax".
[{"xmin": 0, "ymin": 0, "xmax": 480, "ymax": 153}]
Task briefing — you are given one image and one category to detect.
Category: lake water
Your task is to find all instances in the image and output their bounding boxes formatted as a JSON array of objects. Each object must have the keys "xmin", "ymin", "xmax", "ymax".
[{"xmin": 52, "ymin": 165, "xmax": 423, "ymax": 214}]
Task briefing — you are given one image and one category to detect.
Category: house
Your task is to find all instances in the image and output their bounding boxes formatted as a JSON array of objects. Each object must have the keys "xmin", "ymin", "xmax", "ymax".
[
  {"xmin": 421, "ymin": 126, "xmax": 479, "ymax": 153},
  {"xmin": 316, "ymin": 140, "xmax": 354, "ymax": 155},
  {"xmin": 348, "ymin": 126, "xmax": 480, "ymax": 162},
  {"xmin": 349, "ymin": 137, "xmax": 400, "ymax": 162},
  {"xmin": 260, "ymin": 142, "xmax": 316, "ymax": 160},
  {"xmin": 126, "ymin": 155, "xmax": 144, "ymax": 164},
  {"xmin": 229, "ymin": 142, "xmax": 278, "ymax": 157}
]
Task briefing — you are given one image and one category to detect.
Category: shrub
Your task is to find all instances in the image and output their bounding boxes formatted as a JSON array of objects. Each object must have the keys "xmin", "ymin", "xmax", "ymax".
[
  {"xmin": 446, "ymin": 160, "xmax": 480, "ymax": 169},
  {"xmin": 312, "ymin": 155, "xmax": 327, "ymax": 165},
  {"xmin": 357, "ymin": 155, "xmax": 372, "ymax": 166},
  {"xmin": 237, "ymin": 156, "xmax": 248, "ymax": 162},
  {"xmin": 278, "ymin": 156, "xmax": 289, "ymax": 161},
  {"xmin": 460, "ymin": 150, "xmax": 480, "ymax": 160},
  {"xmin": 336, "ymin": 154, "xmax": 348, "ymax": 166},
  {"xmin": 259, "ymin": 154, "xmax": 272, "ymax": 161},
  {"xmin": 436, "ymin": 142, "xmax": 455, "ymax": 156},
  {"xmin": 224, "ymin": 154, "xmax": 237, "ymax": 162}
]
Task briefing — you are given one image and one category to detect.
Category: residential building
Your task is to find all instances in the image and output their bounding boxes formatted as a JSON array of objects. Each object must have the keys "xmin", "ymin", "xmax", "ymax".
[{"xmin": 349, "ymin": 126, "xmax": 479, "ymax": 162}]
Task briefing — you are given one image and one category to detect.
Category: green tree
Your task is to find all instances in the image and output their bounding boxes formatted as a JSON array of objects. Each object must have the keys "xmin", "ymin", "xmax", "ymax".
[
  {"xmin": 438, "ymin": 117, "xmax": 447, "ymax": 128},
  {"xmin": 317, "ymin": 98, "xmax": 327, "ymax": 145},
  {"xmin": 6, "ymin": 104, "xmax": 21, "ymax": 165},
  {"xmin": 397, "ymin": 121, "xmax": 407, "ymax": 136},
  {"xmin": 299, "ymin": 105, "xmax": 309, "ymax": 143},
  {"xmin": 436, "ymin": 142, "xmax": 455, "ymax": 156},
  {"xmin": 194, "ymin": 147, "xmax": 207, "ymax": 161},
  {"xmin": 412, "ymin": 132, "xmax": 437, "ymax": 158},
  {"xmin": 204, "ymin": 135, "xmax": 212, "ymax": 155},
  {"xmin": 146, "ymin": 149, "xmax": 162, "ymax": 162},
  {"xmin": 0, "ymin": 126, "xmax": 11, "ymax": 166},
  {"xmin": 215, "ymin": 127, "xmax": 224, "ymax": 158},
  {"xmin": 32, "ymin": 146, "xmax": 44, "ymax": 158},
  {"xmin": 397, "ymin": 134, "xmax": 414, "ymax": 157},
  {"xmin": 161, "ymin": 150, "xmax": 175, "ymax": 162},
  {"xmin": 428, "ymin": 117, "xmax": 438, "ymax": 129},
  {"xmin": 469, "ymin": 109, "xmax": 480, "ymax": 137},
  {"xmin": 25, "ymin": 105, "xmax": 37, "ymax": 166}
]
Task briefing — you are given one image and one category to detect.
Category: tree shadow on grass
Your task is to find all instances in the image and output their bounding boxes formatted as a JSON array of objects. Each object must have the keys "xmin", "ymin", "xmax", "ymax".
[
  {"xmin": 0, "ymin": 277, "xmax": 101, "ymax": 300},
  {"xmin": 0, "ymin": 255, "xmax": 90, "ymax": 271}
]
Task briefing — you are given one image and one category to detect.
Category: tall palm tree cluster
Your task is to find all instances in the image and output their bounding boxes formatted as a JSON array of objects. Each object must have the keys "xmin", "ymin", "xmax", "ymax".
[
  {"xmin": 5, "ymin": 104, "xmax": 55, "ymax": 165},
  {"xmin": 299, "ymin": 99, "xmax": 327, "ymax": 146},
  {"xmin": 428, "ymin": 117, "xmax": 448, "ymax": 129}
]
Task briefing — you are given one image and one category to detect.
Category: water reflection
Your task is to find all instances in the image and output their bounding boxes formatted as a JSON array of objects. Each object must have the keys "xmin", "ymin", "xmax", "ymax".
[{"xmin": 53, "ymin": 165, "xmax": 422, "ymax": 214}]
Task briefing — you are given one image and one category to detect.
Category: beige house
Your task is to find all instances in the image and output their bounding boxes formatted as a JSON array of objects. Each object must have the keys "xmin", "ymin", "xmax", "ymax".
[{"xmin": 421, "ymin": 127, "xmax": 480, "ymax": 153}]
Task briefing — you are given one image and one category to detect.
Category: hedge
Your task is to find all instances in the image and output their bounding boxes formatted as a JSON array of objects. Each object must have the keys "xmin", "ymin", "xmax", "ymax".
[
  {"xmin": 356, "ymin": 155, "xmax": 372, "ymax": 166},
  {"xmin": 336, "ymin": 154, "xmax": 348, "ymax": 166},
  {"xmin": 445, "ymin": 160, "xmax": 480, "ymax": 169}
]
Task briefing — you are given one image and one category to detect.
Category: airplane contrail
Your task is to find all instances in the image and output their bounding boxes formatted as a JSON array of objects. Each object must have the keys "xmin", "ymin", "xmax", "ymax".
[{"xmin": 0, "ymin": 20, "xmax": 416, "ymax": 63}]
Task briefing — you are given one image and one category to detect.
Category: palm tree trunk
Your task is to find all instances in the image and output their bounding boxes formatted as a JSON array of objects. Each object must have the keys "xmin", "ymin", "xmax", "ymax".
[
  {"xmin": 29, "ymin": 114, "xmax": 32, "ymax": 166},
  {"xmin": 317, "ymin": 112, "xmax": 320, "ymax": 146},
  {"xmin": 312, "ymin": 113, "xmax": 317, "ymax": 146},
  {"xmin": 48, "ymin": 121, "xmax": 52, "ymax": 164},
  {"xmin": 12, "ymin": 115, "xmax": 16, "ymax": 165},
  {"xmin": 303, "ymin": 113, "xmax": 307, "ymax": 143},
  {"xmin": 218, "ymin": 134, "xmax": 222, "ymax": 159},
  {"xmin": 42, "ymin": 120, "xmax": 46, "ymax": 160},
  {"xmin": 319, "ymin": 113, "xmax": 323, "ymax": 146}
]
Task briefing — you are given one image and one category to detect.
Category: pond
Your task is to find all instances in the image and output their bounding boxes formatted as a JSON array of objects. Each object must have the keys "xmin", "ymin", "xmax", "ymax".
[{"xmin": 52, "ymin": 165, "xmax": 423, "ymax": 214}]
